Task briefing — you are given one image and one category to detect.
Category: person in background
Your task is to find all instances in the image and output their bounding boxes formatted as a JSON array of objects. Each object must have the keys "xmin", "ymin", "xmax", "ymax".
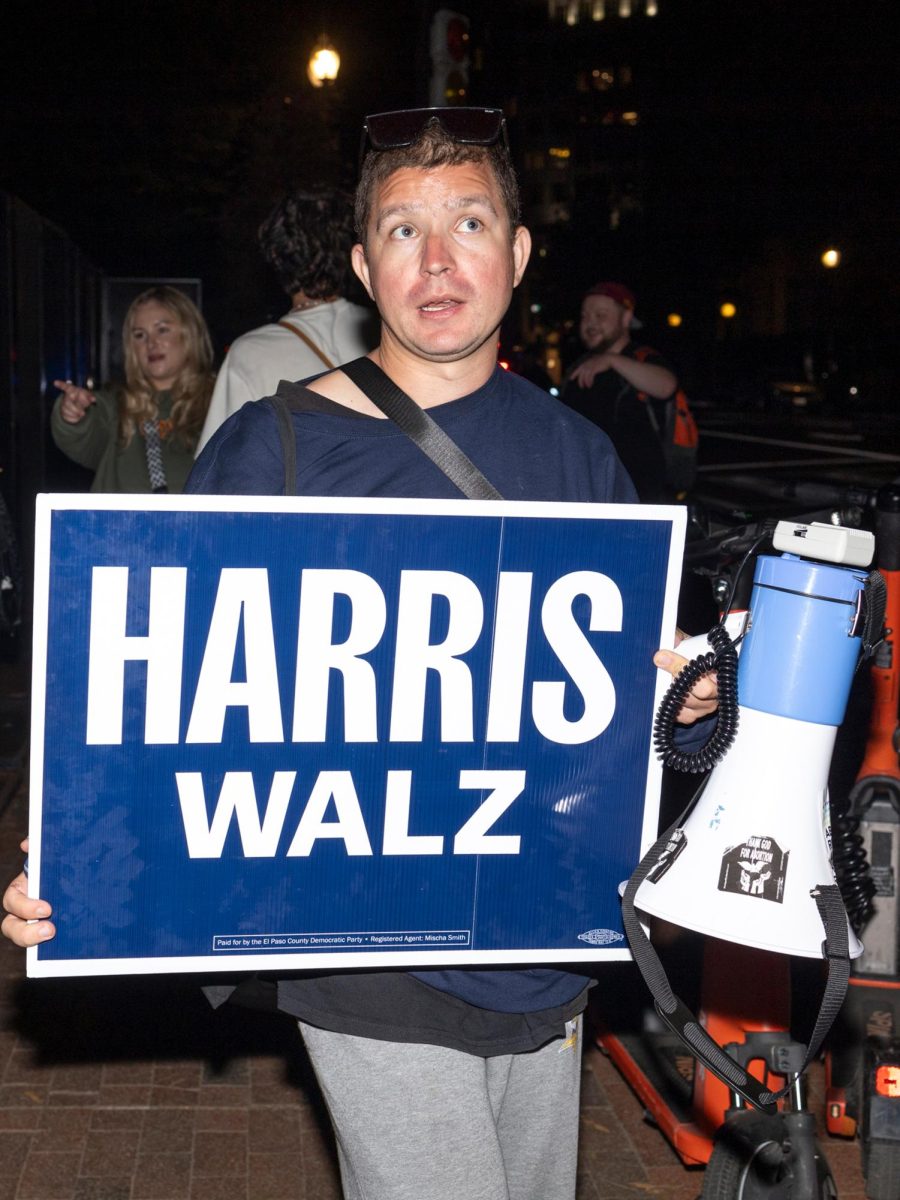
[
  {"xmin": 52, "ymin": 285, "xmax": 213, "ymax": 493},
  {"xmin": 561, "ymin": 281, "xmax": 677, "ymax": 502},
  {"xmin": 196, "ymin": 186, "xmax": 377, "ymax": 453}
]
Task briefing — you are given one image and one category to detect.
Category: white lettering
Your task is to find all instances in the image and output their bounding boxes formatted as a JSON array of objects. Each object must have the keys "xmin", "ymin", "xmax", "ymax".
[
  {"xmin": 486, "ymin": 572, "xmax": 533, "ymax": 742},
  {"xmin": 86, "ymin": 566, "xmax": 186, "ymax": 745},
  {"xmin": 532, "ymin": 571, "xmax": 621, "ymax": 744},
  {"xmin": 389, "ymin": 571, "xmax": 483, "ymax": 742},
  {"xmin": 186, "ymin": 569, "xmax": 283, "ymax": 743},
  {"xmin": 176, "ymin": 770, "xmax": 294, "ymax": 857},
  {"xmin": 292, "ymin": 570, "xmax": 386, "ymax": 742},
  {"xmin": 286, "ymin": 770, "xmax": 373, "ymax": 856},
  {"xmin": 454, "ymin": 770, "xmax": 525, "ymax": 855},
  {"xmin": 175, "ymin": 768, "xmax": 526, "ymax": 859},
  {"xmin": 87, "ymin": 565, "xmax": 626, "ymax": 749},
  {"xmin": 382, "ymin": 770, "xmax": 444, "ymax": 855}
]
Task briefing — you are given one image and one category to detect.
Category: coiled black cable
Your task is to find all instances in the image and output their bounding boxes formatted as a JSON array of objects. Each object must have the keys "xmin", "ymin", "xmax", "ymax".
[
  {"xmin": 652, "ymin": 622, "xmax": 741, "ymax": 773},
  {"xmin": 831, "ymin": 797, "xmax": 876, "ymax": 934},
  {"xmin": 832, "ymin": 813, "xmax": 875, "ymax": 935}
]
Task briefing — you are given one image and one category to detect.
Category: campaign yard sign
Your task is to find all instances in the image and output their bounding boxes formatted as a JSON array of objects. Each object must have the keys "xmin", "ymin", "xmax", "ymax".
[{"xmin": 28, "ymin": 495, "xmax": 685, "ymax": 977}]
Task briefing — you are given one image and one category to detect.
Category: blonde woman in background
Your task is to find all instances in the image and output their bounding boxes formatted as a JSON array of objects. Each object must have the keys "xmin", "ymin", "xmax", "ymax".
[{"xmin": 51, "ymin": 285, "xmax": 214, "ymax": 493}]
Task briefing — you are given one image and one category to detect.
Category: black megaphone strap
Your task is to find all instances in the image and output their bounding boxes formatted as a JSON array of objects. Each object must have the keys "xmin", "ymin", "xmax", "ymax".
[{"xmin": 621, "ymin": 813, "xmax": 850, "ymax": 1114}]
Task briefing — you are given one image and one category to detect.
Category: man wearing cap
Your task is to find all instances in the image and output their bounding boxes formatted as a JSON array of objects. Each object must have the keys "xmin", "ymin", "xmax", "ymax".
[
  {"xmin": 562, "ymin": 282, "xmax": 678, "ymax": 502},
  {"xmin": 3, "ymin": 109, "xmax": 715, "ymax": 1200}
]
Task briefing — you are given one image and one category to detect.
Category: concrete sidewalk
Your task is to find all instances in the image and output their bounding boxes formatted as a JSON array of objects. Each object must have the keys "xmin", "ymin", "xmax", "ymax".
[{"xmin": 0, "ymin": 662, "xmax": 868, "ymax": 1199}]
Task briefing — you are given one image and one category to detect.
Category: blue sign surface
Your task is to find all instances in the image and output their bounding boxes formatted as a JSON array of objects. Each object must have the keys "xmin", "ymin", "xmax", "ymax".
[{"xmin": 28, "ymin": 495, "xmax": 684, "ymax": 976}]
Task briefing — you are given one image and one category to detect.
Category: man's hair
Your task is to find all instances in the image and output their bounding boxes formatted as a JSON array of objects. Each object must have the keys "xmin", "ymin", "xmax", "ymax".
[
  {"xmin": 355, "ymin": 122, "xmax": 521, "ymax": 245},
  {"xmin": 258, "ymin": 186, "xmax": 356, "ymax": 298}
]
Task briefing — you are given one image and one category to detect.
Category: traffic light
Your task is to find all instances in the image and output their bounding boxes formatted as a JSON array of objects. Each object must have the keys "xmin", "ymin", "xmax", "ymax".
[{"xmin": 429, "ymin": 9, "xmax": 471, "ymax": 107}]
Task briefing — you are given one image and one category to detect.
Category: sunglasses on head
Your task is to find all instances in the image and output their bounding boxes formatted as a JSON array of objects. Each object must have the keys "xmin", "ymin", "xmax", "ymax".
[{"xmin": 359, "ymin": 107, "xmax": 508, "ymax": 174}]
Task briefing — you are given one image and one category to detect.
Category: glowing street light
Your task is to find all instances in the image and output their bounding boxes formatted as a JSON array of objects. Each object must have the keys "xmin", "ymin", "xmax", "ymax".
[
  {"xmin": 821, "ymin": 247, "xmax": 841, "ymax": 269},
  {"xmin": 719, "ymin": 301, "xmax": 737, "ymax": 319},
  {"xmin": 667, "ymin": 312, "xmax": 683, "ymax": 328},
  {"xmin": 308, "ymin": 37, "xmax": 340, "ymax": 87}
]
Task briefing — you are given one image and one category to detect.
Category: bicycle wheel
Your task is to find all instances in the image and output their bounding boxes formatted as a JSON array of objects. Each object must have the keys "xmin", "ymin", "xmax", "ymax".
[
  {"xmin": 702, "ymin": 1134, "xmax": 788, "ymax": 1199},
  {"xmin": 702, "ymin": 1114, "xmax": 837, "ymax": 1199}
]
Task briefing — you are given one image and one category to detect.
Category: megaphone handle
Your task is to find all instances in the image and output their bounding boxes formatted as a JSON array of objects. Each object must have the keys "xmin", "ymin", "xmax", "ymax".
[
  {"xmin": 653, "ymin": 623, "xmax": 741, "ymax": 774},
  {"xmin": 622, "ymin": 819, "xmax": 851, "ymax": 1113}
]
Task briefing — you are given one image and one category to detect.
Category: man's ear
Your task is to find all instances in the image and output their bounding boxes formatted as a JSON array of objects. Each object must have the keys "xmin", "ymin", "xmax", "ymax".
[
  {"xmin": 351, "ymin": 243, "xmax": 374, "ymax": 300},
  {"xmin": 622, "ymin": 307, "xmax": 634, "ymax": 332},
  {"xmin": 512, "ymin": 226, "xmax": 532, "ymax": 287}
]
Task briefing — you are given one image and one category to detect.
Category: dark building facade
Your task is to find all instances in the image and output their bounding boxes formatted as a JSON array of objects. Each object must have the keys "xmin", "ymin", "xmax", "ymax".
[{"xmin": 456, "ymin": 0, "xmax": 898, "ymax": 405}]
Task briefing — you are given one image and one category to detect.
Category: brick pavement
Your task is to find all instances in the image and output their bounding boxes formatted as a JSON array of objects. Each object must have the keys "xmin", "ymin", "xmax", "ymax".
[{"xmin": 0, "ymin": 663, "xmax": 869, "ymax": 1199}]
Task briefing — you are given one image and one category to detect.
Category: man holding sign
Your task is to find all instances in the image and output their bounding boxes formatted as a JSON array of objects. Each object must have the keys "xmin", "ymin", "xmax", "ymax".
[{"xmin": 4, "ymin": 108, "xmax": 714, "ymax": 1200}]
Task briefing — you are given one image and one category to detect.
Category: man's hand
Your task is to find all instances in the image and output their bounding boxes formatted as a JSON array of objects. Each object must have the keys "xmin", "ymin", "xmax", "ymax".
[
  {"xmin": 567, "ymin": 353, "xmax": 678, "ymax": 399},
  {"xmin": 653, "ymin": 648, "xmax": 718, "ymax": 725},
  {"xmin": 567, "ymin": 354, "xmax": 614, "ymax": 389},
  {"xmin": 1, "ymin": 839, "xmax": 55, "ymax": 948}
]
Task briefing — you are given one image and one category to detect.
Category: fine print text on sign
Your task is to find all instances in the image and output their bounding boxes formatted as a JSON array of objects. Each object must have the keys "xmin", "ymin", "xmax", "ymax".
[{"xmin": 28, "ymin": 495, "xmax": 684, "ymax": 977}]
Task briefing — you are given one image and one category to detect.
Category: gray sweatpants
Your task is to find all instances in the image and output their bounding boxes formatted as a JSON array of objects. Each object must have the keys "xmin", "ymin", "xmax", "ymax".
[{"xmin": 299, "ymin": 1017, "xmax": 583, "ymax": 1200}]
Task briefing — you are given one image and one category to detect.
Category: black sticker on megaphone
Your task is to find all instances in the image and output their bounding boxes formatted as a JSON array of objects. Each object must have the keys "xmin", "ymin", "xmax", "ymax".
[
  {"xmin": 718, "ymin": 835, "xmax": 788, "ymax": 903},
  {"xmin": 646, "ymin": 828, "xmax": 687, "ymax": 884}
]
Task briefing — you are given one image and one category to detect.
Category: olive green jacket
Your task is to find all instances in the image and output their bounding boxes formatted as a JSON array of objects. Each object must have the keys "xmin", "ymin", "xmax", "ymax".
[{"xmin": 50, "ymin": 388, "xmax": 196, "ymax": 493}]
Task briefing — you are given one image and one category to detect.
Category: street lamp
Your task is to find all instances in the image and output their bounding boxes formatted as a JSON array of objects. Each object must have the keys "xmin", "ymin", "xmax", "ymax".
[
  {"xmin": 820, "ymin": 248, "xmax": 841, "ymax": 375},
  {"xmin": 308, "ymin": 36, "xmax": 340, "ymax": 88},
  {"xmin": 719, "ymin": 301, "xmax": 737, "ymax": 319}
]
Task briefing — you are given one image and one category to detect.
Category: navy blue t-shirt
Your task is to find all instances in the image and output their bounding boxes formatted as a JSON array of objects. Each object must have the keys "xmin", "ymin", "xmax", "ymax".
[
  {"xmin": 189, "ymin": 363, "xmax": 637, "ymax": 505},
  {"xmin": 189, "ymin": 367, "xmax": 659, "ymax": 1030}
]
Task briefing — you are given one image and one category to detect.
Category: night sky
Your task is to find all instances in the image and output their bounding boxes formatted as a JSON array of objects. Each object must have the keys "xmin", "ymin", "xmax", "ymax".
[{"xmin": 3, "ymin": 0, "xmax": 898, "ymax": 353}]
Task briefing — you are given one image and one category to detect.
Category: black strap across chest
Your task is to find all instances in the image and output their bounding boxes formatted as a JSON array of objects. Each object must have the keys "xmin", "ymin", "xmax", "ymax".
[{"xmin": 272, "ymin": 356, "xmax": 503, "ymax": 501}]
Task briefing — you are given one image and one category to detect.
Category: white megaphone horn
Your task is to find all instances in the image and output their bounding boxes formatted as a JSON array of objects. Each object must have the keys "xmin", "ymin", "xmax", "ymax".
[
  {"xmin": 621, "ymin": 520, "xmax": 883, "ymax": 1111},
  {"xmin": 633, "ymin": 520, "xmax": 878, "ymax": 961}
]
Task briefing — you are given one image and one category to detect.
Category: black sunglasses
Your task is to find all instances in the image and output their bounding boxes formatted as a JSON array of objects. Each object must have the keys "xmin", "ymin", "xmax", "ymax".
[{"xmin": 359, "ymin": 107, "xmax": 508, "ymax": 174}]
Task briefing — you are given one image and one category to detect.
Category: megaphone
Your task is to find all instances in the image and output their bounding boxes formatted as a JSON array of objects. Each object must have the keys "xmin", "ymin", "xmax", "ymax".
[{"xmin": 634, "ymin": 521, "xmax": 879, "ymax": 960}]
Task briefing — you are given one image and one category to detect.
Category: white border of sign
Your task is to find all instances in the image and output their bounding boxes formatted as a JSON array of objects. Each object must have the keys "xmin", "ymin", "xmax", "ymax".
[{"xmin": 29, "ymin": 494, "xmax": 685, "ymax": 977}]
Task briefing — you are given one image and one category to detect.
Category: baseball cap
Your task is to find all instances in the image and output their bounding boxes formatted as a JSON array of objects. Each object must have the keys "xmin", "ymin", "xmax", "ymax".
[{"xmin": 584, "ymin": 281, "xmax": 643, "ymax": 328}]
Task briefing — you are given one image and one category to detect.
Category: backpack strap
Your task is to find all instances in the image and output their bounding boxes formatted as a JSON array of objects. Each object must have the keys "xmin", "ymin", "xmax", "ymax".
[
  {"xmin": 628, "ymin": 346, "xmax": 667, "ymax": 435},
  {"xmin": 272, "ymin": 396, "xmax": 298, "ymax": 496},
  {"xmin": 277, "ymin": 320, "xmax": 335, "ymax": 371}
]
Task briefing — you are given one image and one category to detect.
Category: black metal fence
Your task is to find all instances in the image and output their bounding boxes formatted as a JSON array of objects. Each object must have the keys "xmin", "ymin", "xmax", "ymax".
[
  {"xmin": 0, "ymin": 193, "xmax": 204, "ymax": 658},
  {"xmin": 0, "ymin": 191, "xmax": 102, "ymax": 654}
]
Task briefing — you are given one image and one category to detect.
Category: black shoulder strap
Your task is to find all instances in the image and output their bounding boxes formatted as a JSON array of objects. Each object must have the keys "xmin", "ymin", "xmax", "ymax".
[
  {"xmin": 340, "ymin": 357, "xmax": 503, "ymax": 501},
  {"xmin": 272, "ymin": 396, "xmax": 297, "ymax": 496}
]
